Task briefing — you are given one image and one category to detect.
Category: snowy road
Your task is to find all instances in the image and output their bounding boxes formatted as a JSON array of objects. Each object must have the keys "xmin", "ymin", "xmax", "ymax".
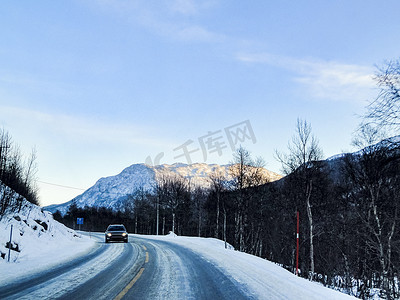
[
  {"xmin": 123, "ymin": 236, "xmax": 249, "ymax": 299},
  {"xmin": 0, "ymin": 233, "xmax": 249, "ymax": 299}
]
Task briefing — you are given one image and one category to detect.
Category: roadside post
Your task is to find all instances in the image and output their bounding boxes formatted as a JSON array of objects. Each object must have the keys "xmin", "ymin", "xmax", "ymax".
[{"xmin": 8, "ymin": 225, "xmax": 13, "ymax": 262}]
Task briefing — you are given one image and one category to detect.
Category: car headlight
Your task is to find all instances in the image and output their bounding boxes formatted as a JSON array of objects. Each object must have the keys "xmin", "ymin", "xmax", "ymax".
[
  {"xmin": 122, "ymin": 233, "xmax": 127, "ymax": 236},
  {"xmin": 107, "ymin": 233, "xmax": 112, "ymax": 237}
]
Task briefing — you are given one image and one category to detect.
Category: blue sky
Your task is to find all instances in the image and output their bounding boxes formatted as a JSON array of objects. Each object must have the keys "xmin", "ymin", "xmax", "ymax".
[{"xmin": 1, "ymin": 0, "xmax": 399, "ymax": 206}]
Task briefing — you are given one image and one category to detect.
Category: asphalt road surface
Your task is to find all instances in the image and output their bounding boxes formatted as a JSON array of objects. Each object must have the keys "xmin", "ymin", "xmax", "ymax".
[{"xmin": 0, "ymin": 233, "xmax": 251, "ymax": 299}]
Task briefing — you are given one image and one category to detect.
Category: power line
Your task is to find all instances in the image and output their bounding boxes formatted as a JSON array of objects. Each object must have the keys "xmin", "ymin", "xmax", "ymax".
[{"xmin": 37, "ymin": 180, "xmax": 86, "ymax": 191}]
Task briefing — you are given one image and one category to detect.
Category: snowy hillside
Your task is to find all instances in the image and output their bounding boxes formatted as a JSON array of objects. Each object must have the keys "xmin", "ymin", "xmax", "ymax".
[
  {"xmin": 45, "ymin": 163, "xmax": 282, "ymax": 215},
  {"xmin": 0, "ymin": 182, "xmax": 94, "ymax": 275}
]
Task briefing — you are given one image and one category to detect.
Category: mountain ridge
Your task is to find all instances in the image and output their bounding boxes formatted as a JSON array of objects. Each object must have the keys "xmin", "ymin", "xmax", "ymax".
[{"xmin": 44, "ymin": 163, "xmax": 282, "ymax": 215}]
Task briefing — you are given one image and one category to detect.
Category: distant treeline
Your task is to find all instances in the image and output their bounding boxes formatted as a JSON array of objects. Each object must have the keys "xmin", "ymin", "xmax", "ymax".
[
  {"xmin": 0, "ymin": 129, "xmax": 39, "ymax": 218},
  {"xmin": 53, "ymin": 204, "xmax": 135, "ymax": 232}
]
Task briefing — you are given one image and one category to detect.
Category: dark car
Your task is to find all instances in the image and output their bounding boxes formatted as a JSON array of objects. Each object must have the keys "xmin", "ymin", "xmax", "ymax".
[{"xmin": 105, "ymin": 224, "xmax": 128, "ymax": 243}]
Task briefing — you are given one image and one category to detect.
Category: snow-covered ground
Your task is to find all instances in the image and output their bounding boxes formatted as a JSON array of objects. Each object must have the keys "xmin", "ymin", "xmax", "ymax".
[
  {"xmin": 138, "ymin": 233, "xmax": 357, "ymax": 300},
  {"xmin": 0, "ymin": 197, "xmax": 95, "ymax": 285}
]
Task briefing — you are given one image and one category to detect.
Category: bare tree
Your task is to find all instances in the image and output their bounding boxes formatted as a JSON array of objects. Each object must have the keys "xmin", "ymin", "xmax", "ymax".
[
  {"xmin": 276, "ymin": 118, "xmax": 323, "ymax": 279},
  {"xmin": 24, "ymin": 149, "xmax": 38, "ymax": 189},
  {"xmin": 21, "ymin": 148, "xmax": 39, "ymax": 208},
  {"xmin": 124, "ymin": 186, "xmax": 149, "ymax": 234},
  {"xmin": 229, "ymin": 146, "xmax": 253, "ymax": 252},
  {"xmin": 229, "ymin": 146, "xmax": 269, "ymax": 252},
  {"xmin": 156, "ymin": 173, "xmax": 189, "ymax": 234},
  {"xmin": 0, "ymin": 129, "xmax": 39, "ymax": 208},
  {"xmin": 192, "ymin": 186, "xmax": 207, "ymax": 237},
  {"xmin": 365, "ymin": 58, "xmax": 400, "ymax": 133},
  {"xmin": 0, "ymin": 129, "xmax": 11, "ymax": 181},
  {"xmin": 0, "ymin": 129, "xmax": 12, "ymax": 218},
  {"xmin": 209, "ymin": 169, "xmax": 228, "ymax": 239}
]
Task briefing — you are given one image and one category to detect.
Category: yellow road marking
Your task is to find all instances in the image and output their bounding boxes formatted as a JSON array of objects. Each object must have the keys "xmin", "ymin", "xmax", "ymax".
[
  {"xmin": 145, "ymin": 252, "xmax": 149, "ymax": 263},
  {"xmin": 142, "ymin": 245, "xmax": 147, "ymax": 251},
  {"xmin": 114, "ymin": 268, "xmax": 145, "ymax": 300}
]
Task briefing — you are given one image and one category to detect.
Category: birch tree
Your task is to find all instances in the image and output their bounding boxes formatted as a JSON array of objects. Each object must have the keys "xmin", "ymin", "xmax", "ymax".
[
  {"xmin": 276, "ymin": 118, "xmax": 323, "ymax": 279},
  {"xmin": 344, "ymin": 125, "xmax": 400, "ymax": 298}
]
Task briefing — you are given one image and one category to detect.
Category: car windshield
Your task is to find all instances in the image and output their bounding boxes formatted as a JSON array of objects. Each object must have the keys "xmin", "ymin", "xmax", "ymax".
[{"xmin": 107, "ymin": 226, "xmax": 125, "ymax": 231}]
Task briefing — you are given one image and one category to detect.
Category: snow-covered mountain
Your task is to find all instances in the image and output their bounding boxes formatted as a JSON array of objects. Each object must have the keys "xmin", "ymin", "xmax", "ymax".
[{"xmin": 44, "ymin": 163, "xmax": 282, "ymax": 215}]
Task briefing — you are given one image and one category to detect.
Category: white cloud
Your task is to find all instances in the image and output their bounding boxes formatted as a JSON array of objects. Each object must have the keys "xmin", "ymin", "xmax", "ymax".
[
  {"xmin": 294, "ymin": 61, "xmax": 374, "ymax": 102},
  {"xmin": 237, "ymin": 53, "xmax": 375, "ymax": 103}
]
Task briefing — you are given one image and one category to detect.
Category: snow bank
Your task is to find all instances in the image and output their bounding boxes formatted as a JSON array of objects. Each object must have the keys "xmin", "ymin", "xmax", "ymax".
[
  {"xmin": 0, "ymin": 187, "xmax": 95, "ymax": 285},
  {"xmin": 138, "ymin": 234, "xmax": 356, "ymax": 300}
]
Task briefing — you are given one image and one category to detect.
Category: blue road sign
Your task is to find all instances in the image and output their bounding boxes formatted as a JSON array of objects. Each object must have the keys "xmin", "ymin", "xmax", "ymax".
[{"xmin": 77, "ymin": 218, "xmax": 84, "ymax": 225}]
